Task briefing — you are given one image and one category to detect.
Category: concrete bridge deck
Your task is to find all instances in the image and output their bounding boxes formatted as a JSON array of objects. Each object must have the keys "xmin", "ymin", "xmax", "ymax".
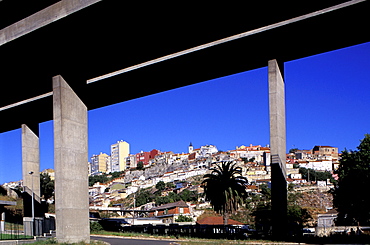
[{"xmin": 0, "ymin": 0, "xmax": 369, "ymax": 133}]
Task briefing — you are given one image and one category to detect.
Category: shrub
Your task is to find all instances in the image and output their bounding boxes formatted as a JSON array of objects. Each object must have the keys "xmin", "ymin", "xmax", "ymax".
[
  {"xmin": 90, "ymin": 221, "xmax": 103, "ymax": 232},
  {"xmin": 175, "ymin": 215, "xmax": 193, "ymax": 222}
]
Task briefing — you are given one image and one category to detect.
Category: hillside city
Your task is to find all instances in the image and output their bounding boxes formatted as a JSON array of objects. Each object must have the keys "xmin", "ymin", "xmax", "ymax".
[{"xmin": 2, "ymin": 140, "xmax": 340, "ymax": 236}]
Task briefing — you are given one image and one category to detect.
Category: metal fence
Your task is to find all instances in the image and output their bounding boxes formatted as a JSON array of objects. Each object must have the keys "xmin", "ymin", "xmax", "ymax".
[
  {"xmin": 99, "ymin": 220, "xmax": 249, "ymax": 240},
  {"xmin": 0, "ymin": 217, "xmax": 55, "ymax": 240},
  {"xmin": 0, "ymin": 222, "xmax": 31, "ymax": 240}
]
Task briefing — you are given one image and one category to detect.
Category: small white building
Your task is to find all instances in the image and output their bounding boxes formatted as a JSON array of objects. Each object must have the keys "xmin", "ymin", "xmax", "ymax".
[
  {"xmin": 200, "ymin": 145, "xmax": 218, "ymax": 157},
  {"xmin": 299, "ymin": 160, "xmax": 333, "ymax": 171}
]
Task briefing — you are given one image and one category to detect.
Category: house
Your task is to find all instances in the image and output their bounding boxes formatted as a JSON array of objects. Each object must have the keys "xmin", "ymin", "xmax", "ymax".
[
  {"xmin": 200, "ymin": 145, "xmax": 218, "ymax": 157},
  {"xmin": 316, "ymin": 209, "xmax": 338, "ymax": 236},
  {"xmin": 295, "ymin": 150, "xmax": 314, "ymax": 160},
  {"xmin": 313, "ymin": 146, "xmax": 339, "ymax": 160},
  {"xmin": 196, "ymin": 216, "xmax": 243, "ymax": 226},
  {"xmin": 148, "ymin": 200, "xmax": 191, "ymax": 224}
]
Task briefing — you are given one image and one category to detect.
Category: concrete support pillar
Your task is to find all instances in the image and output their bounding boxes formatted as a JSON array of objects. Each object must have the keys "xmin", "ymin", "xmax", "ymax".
[
  {"xmin": 22, "ymin": 124, "xmax": 40, "ymax": 197},
  {"xmin": 53, "ymin": 75, "xmax": 89, "ymax": 243},
  {"xmin": 268, "ymin": 59, "xmax": 287, "ymax": 239}
]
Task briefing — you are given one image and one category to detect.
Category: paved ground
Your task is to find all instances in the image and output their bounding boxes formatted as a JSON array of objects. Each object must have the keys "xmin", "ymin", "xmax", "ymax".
[{"xmin": 91, "ymin": 235, "xmax": 178, "ymax": 245}]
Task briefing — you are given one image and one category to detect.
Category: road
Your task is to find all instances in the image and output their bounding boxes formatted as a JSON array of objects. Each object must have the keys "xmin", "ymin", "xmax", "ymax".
[{"xmin": 91, "ymin": 235, "xmax": 178, "ymax": 245}]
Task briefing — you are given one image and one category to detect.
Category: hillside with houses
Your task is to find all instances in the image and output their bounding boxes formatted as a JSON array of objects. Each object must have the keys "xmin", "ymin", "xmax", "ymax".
[
  {"xmin": 1, "ymin": 142, "xmax": 340, "ymax": 233},
  {"xmin": 83, "ymin": 142, "xmax": 339, "ymax": 228}
]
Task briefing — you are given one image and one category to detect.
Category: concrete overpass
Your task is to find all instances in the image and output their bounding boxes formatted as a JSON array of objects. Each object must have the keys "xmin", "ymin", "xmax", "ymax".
[
  {"xmin": 1, "ymin": 0, "xmax": 369, "ymax": 242},
  {"xmin": 0, "ymin": 0, "xmax": 369, "ymax": 134}
]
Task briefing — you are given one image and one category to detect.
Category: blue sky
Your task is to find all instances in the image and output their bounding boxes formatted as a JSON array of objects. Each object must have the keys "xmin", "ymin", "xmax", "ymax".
[{"xmin": 1, "ymin": 41, "xmax": 369, "ymax": 184}]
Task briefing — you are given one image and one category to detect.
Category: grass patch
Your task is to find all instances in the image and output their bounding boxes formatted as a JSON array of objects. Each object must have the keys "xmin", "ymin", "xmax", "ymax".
[
  {"xmin": 0, "ymin": 233, "xmax": 33, "ymax": 240},
  {"xmin": 91, "ymin": 231, "xmax": 276, "ymax": 244}
]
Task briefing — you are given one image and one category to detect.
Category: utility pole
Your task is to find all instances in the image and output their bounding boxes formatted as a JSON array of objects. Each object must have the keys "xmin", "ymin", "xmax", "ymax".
[
  {"xmin": 133, "ymin": 192, "xmax": 136, "ymax": 226},
  {"xmin": 29, "ymin": 171, "xmax": 35, "ymax": 236}
]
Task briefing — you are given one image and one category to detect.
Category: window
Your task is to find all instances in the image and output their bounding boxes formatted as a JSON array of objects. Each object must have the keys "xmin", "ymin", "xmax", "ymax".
[{"xmin": 179, "ymin": 208, "xmax": 184, "ymax": 214}]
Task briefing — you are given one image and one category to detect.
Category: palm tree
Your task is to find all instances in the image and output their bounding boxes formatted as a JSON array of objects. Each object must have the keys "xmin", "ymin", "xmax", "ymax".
[{"xmin": 202, "ymin": 161, "xmax": 248, "ymax": 225}]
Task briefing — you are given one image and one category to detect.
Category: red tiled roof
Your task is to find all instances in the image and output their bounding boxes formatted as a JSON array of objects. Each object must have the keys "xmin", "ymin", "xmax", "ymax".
[{"xmin": 196, "ymin": 216, "xmax": 243, "ymax": 225}]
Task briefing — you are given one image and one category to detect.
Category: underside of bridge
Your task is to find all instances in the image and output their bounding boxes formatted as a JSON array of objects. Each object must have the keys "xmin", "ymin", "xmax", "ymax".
[
  {"xmin": 1, "ymin": 0, "xmax": 369, "ymax": 242},
  {"xmin": 0, "ymin": 0, "xmax": 369, "ymax": 133}
]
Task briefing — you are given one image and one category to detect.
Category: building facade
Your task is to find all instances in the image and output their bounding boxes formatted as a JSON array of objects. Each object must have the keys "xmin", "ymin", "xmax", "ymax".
[
  {"xmin": 199, "ymin": 145, "xmax": 218, "ymax": 157},
  {"xmin": 110, "ymin": 140, "xmax": 130, "ymax": 172},
  {"xmin": 90, "ymin": 153, "xmax": 110, "ymax": 175},
  {"xmin": 312, "ymin": 146, "xmax": 339, "ymax": 159},
  {"xmin": 148, "ymin": 200, "xmax": 191, "ymax": 224},
  {"xmin": 136, "ymin": 151, "xmax": 150, "ymax": 166}
]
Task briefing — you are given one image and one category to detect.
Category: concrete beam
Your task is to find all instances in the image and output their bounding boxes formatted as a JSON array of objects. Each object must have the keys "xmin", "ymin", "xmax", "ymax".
[
  {"xmin": 268, "ymin": 59, "xmax": 287, "ymax": 239},
  {"xmin": 53, "ymin": 75, "xmax": 89, "ymax": 243},
  {"xmin": 0, "ymin": 0, "xmax": 102, "ymax": 47},
  {"xmin": 22, "ymin": 124, "xmax": 40, "ymax": 197}
]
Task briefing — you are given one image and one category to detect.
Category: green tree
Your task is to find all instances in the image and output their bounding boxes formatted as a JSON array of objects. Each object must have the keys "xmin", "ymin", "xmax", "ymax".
[
  {"xmin": 136, "ymin": 161, "xmax": 144, "ymax": 170},
  {"xmin": 135, "ymin": 190, "xmax": 153, "ymax": 207},
  {"xmin": 155, "ymin": 192, "xmax": 181, "ymax": 206},
  {"xmin": 40, "ymin": 173, "xmax": 54, "ymax": 200},
  {"xmin": 110, "ymin": 171, "xmax": 124, "ymax": 179},
  {"xmin": 168, "ymin": 192, "xmax": 181, "ymax": 203},
  {"xmin": 260, "ymin": 183, "xmax": 271, "ymax": 200},
  {"xmin": 90, "ymin": 221, "xmax": 103, "ymax": 232},
  {"xmin": 89, "ymin": 174, "xmax": 109, "ymax": 186},
  {"xmin": 165, "ymin": 182, "xmax": 175, "ymax": 189},
  {"xmin": 155, "ymin": 181, "xmax": 166, "ymax": 191},
  {"xmin": 333, "ymin": 134, "xmax": 370, "ymax": 226},
  {"xmin": 155, "ymin": 195, "xmax": 169, "ymax": 206},
  {"xmin": 287, "ymin": 204, "xmax": 311, "ymax": 230},
  {"xmin": 179, "ymin": 189, "xmax": 198, "ymax": 202},
  {"xmin": 289, "ymin": 148, "xmax": 299, "ymax": 153},
  {"xmin": 202, "ymin": 161, "xmax": 248, "ymax": 225},
  {"xmin": 241, "ymin": 157, "xmax": 255, "ymax": 163}
]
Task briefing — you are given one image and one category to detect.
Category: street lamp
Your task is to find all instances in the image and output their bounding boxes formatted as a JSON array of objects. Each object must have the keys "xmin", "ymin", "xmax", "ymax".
[{"xmin": 29, "ymin": 171, "xmax": 34, "ymax": 236}]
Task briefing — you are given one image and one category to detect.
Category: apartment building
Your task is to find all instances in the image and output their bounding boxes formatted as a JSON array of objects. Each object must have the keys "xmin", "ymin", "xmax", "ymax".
[
  {"xmin": 90, "ymin": 153, "xmax": 110, "ymax": 175},
  {"xmin": 110, "ymin": 140, "xmax": 130, "ymax": 172}
]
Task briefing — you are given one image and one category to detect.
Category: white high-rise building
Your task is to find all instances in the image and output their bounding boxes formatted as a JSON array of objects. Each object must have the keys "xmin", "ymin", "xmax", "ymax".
[{"xmin": 110, "ymin": 140, "xmax": 130, "ymax": 172}]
